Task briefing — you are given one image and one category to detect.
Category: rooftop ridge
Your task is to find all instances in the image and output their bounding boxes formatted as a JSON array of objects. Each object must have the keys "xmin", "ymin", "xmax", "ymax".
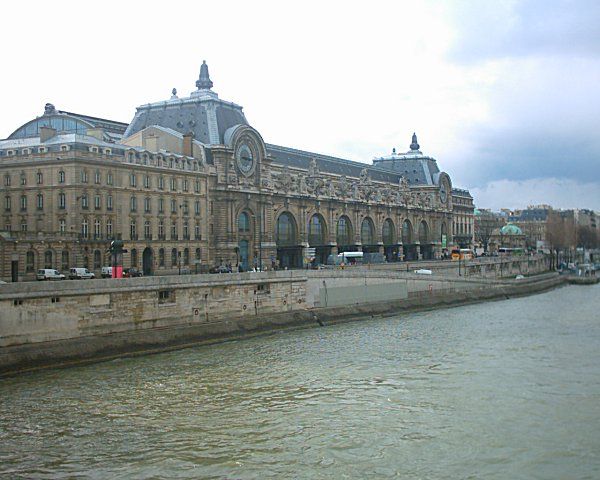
[{"xmin": 266, "ymin": 143, "xmax": 403, "ymax": 177}]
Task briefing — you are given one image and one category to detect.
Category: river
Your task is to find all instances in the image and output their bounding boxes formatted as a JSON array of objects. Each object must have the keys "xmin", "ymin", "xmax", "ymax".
[{"xmin": 1, "ymin": 284, "xmax": 599, "ymax": 479}]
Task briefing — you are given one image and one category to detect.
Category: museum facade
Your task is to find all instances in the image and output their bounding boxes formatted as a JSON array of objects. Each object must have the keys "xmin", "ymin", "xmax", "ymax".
[{"xmin": 0, "ymin": 61, "xmax": 473, "ymax": 281}]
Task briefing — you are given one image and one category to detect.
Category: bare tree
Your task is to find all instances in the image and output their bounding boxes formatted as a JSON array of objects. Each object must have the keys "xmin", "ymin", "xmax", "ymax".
[{"xmin": 546, "ymin": 211, "xmax": 576, "ymax": 268}]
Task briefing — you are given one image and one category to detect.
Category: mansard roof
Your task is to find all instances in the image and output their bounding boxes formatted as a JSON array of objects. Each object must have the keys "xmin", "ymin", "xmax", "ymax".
[
  {"xmin": 6, "ymin": 104, "xmax": 128, "ymax": 141},
  {"xmin": 266, "ymin": 144, "xmax": 403, "ymax": 184},
  {"xmin": 371, "ymin": 134, "xmax": 441, "ymax": 186},
  {"xmin": 123, "ymin": 61, "xmax": 248, "ymax": 145}
]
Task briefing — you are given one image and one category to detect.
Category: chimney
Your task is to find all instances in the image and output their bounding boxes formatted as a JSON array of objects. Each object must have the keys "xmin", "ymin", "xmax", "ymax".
[
  {"xmin": 183, "ymin": 132, "xmax": 194, "ymax": 157},
  {"xmin": 39, "ymin": 126, "xmax": 56, "ymax": 142}
]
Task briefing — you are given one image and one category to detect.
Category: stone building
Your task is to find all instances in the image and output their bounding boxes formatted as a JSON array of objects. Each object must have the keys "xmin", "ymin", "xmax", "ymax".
[{"xmin": 0, "ymin": 61, "xmax": 473, "ymax": 281}]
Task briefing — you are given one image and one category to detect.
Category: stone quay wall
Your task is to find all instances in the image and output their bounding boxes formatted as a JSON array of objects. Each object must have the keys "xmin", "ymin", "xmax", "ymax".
[{"xmin": 0, "ymin": 255, "xmax": 558, "ymax": 376}]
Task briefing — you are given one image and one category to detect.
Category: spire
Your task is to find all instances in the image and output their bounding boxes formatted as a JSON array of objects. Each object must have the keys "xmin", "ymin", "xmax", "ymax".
[
  {"xmin": 196, "ymin": 60, "xmax": 213, "ymax": 90},
  {"xmin": 410, "ymin": 132, "xmax": 420, "ymax": 151}
]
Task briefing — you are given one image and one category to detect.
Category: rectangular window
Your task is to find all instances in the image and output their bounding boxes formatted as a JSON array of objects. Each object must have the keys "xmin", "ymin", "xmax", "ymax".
[
  {"xmin": 170, "ymin": 178, "xmax": 176, "ymax": 191},
  {"xmin": 106, "ymin": 220, "xmax": 113, "ymax": 237},
  {"xmin": 194, "ymin": 180, "xmax": 200, "ymax": 193},
  {"xmin": 21, "ymin": 222, "xmax": 27, "ymax": 232},
  {"xmin": 194, "ymin": 200, "xmax": 200, "ymax": 215},
  {"xmin": 95, "ymin": 195, "xmax": 101, "ymax": 210},
  {"xmin": 4, "ymin": 175, "xmax": 10, "ymax": 186},
  {"xmin": 95, "ymin": 171, "xmax": 101, "ymax": 184},
  {"xmin": 183, "ymin": 179, "xmax": 188, "ymax": 191},
  {"xmin": 144, "ymin": 197, "xmax": 151, "ymax": 213},
  {"xmin": 107, "ymin": 172, "xmax": 113, "ymax": 185},
  {"xmin": 130, "ymin": 196, "xmax": 137, "ymax": 212},
  {"xmin": 107, "ymin": 195, "xmax": 113, "ymax": 211},
  {"xmin": 82, "ymin": 195, "xmax": 88, "ymax": 209},
  {"xmin": 81, "ymin": 170, "xmax": 88, "ymax": 183},
  {"xmin": 144, "ymin": 175, "xmax": 150, "ymax": 188},
  {"xmin": 158, "ymin": 176, "xmax": 164, "ymax": 190},
  {"xmin": 37, "ymin": 194, "xmax": 43, "ymax": 210},
  {"xmin": 171, "ymin": 199, "xmax": 177, "ymax": 214},
  {"xmin": 4, "ymin": 196, "xmax": 10, "ymax": 211},
  {"xmin": 195, "ymin": 224, "xmax": 200, "ymax": 240},
  {"xmin": 130, "ymin": 173, "xmax": 136, "ymax": 187},
  {"xmin": 20, "ymin": 195, "xmax": 27, "ymax": 211},
  {"xmin": 59, "ymin": 219, "xmax": 66, "ymax": 233},
  {"xmin": 158, "ymin": 198, "xmax": 164, "ymax": 213},
  {"xmin": 58, "ymin": 193, "xmax": 66, "ymax": 209},
  {"xmin": 158, "ymin": 289, "xmax": 175, "ymax": 304}
]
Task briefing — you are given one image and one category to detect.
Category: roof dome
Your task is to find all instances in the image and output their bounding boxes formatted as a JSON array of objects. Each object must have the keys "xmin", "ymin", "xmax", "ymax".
[{"xmin": 500, "ymin": 223, "xmax": 523, "ymax": 235}]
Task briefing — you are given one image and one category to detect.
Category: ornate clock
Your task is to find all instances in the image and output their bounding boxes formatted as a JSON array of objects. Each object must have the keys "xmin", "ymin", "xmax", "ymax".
[
  {"xmin": 440, "ymin": 181, "xmax": 448, "ymax": 203},
  {"xmin": 236, "ymin": 143, "xmax": 254, "ymax": 175}
]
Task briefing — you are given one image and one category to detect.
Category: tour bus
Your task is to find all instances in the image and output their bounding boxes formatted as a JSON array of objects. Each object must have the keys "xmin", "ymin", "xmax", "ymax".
[{"xmin": 451, "ymin": 248, "xmax": 474, "ymax": 260}]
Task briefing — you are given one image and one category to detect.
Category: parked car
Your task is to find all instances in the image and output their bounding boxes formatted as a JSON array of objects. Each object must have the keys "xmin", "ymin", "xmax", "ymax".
[
  {"xmin": 37, "ymin": 269, "xmax": 66, "ymax": 281},
  {"xmin": 69, "ymin": 268, "xmax": 95, "ymax": 280},
  {"xmin": 101, "ymin": 266, "xmax": 113, "ymax": 278},
  {"xmin": 123, "ymin": 268, "xmax": 143, "ymax": 278}
]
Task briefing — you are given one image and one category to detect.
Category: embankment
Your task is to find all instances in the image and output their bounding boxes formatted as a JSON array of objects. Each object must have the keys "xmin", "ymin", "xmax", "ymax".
[{"xmin": 0, "ymin": 266, "xmax": 563, "ymax": 376}]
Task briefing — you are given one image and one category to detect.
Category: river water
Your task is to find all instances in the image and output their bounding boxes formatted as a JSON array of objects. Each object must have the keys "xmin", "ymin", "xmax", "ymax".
[{"xmin": 1, "ymin": 284, "xmax": 599, "ymax": 479}]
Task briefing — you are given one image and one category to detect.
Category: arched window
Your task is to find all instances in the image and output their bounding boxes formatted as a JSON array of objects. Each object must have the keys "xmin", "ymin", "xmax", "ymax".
[
  {"xmin": 382, "ymin": 219, "xmax": 395, "ymax": 245},
  {"xmin": 131, "ymin": 248, "xmax": 138, "ymax": 267},
  {"xmin": 308, "ymin": 214, "xmax": 326, "ymax": 246},
  {"xmin": 36, "ymin": 193, "xmax": 44, "ymax": 210},
  {"xmin": 361, "ymin": 217, "xmax": 374, "ymax": 245},
  {"xmin": 419, "ymin": 220, "xmax": 430, "ymax": 244},
  {"xmin": 58, "ymin": 170, "xmax": 65, "ymax": 183},
  {"xmin": 94, "ymin": 250, "xmax": 101, "ymax": 269},
  {"xmin": 336, "ymin": 216, "xmax": 352, "ymax": 246},
  {"xmin": 26, "ymin": 251, "xmax": 35, "ymax": 272},
  {"xmin": 183, "ymin": 248, "xmax": 190, "ymax": 266},
  {"xmin": 171, "ymin": 248, "xmax": 178, "ymax": 267},
  {"xmin": 158, "ymin": 248, "xmax": 165, "ymax": 267},
  {"xmin": 402, "ymin": 220, "xmax": 413, "ymax": 244},
  {"xmin": 276, "ymin": 212, "xmax": 297, "ymax": 246},
  {"xmin": 238, "ymin": 212, "xmax": 250, "ymax": 232},
  {"xmin": 44, "ymin": 250, "xmax": 53, "ymax": 269}
]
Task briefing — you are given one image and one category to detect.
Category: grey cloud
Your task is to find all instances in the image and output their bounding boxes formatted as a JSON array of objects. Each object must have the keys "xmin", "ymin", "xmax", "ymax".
[{"xmin": 448, "ymin": 0, "xmax": 600, "ymax": 62}]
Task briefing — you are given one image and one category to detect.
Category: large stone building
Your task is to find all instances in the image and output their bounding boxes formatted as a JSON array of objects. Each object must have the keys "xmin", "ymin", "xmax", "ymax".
[{"xmin": 0, "ymin": 61, "xmax": 473, "ymax": 281}]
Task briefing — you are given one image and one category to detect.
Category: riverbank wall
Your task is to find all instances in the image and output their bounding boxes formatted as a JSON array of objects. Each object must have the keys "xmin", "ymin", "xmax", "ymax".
[{"xmin": 0, "ymin": 257, "xmax": 561, "ymax": 376}]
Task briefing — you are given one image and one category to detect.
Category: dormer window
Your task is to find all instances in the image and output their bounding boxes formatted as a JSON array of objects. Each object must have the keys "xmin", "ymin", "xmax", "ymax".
[
  {"xmin": 60, "ymin": 145, "xmax": 69, "ymax": 152},
  {"xmin": 22, "ymin": 148, "xmax": 31, "ymax": 155},
  {"xmin": 128, "ymin": 151, "xmax": 135, "ymax": 162},
  {"xmin": 6, "ymin": 150, "xmax": 15, "ymax": 156},
  {"xmin": 38, "ymin": 147, "xmax": 47, "ymax": 153},
  {"xmin": 88, "ymin": 146, "xmax": 99, "ymax": 153},
  {"xmin": 103, "ymin": 148, "xmax": 112, "ymax": 155}
]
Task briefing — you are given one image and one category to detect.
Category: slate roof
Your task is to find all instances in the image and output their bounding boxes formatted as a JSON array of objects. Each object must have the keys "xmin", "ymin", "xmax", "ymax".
[
  {"xmin": 266, "ymin": 144, "xmax": 403, "ymax": 183},
  {"xmin": 123, "ymin": 62, "xmax": 248, "ymax": 145}
]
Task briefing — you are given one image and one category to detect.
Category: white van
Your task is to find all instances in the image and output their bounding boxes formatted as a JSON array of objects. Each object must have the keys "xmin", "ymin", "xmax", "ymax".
[
  {"xmin": 69, "ymin": 268, "xmax": 95, "ymax": 280},
  {"xmin": 101, "ymin": 266, "xmax": 113, "ymax": 278},
  {"xmin": 37, "ymin": 269, "xmax": 66, "ymax": 281}
]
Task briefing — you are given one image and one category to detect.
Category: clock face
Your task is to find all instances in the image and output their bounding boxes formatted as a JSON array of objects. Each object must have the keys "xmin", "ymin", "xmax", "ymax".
[
  {"xmin": 237, "ymin": 143, "xmax": 254, "ymax": 174},
  {"xmin": 440, "ymin": 182, "xmax": 447, "ymax": 203}
]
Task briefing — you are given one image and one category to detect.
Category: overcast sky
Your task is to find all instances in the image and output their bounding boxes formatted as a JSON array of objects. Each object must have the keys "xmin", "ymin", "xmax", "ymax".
[{"xmin": 1, "ymin": 0, "xmax": 598, "ymax": 211}]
